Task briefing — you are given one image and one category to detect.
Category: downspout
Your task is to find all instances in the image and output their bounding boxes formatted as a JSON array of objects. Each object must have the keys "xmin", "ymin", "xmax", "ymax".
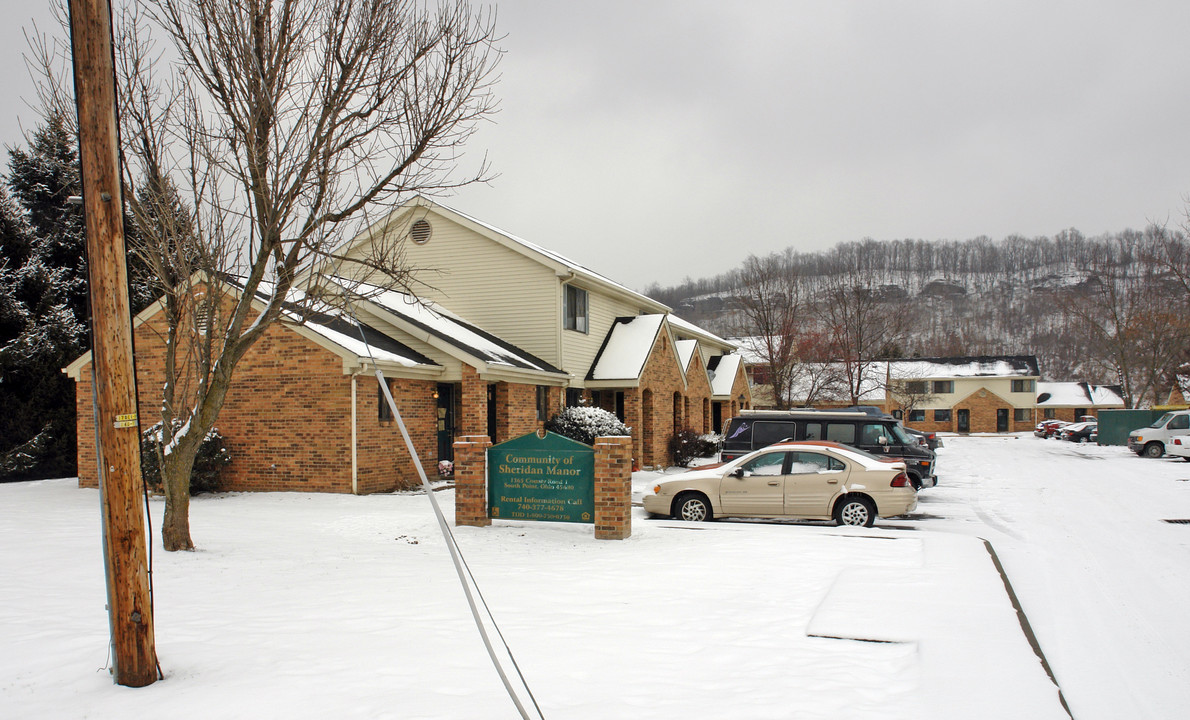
[
  {"xmin": 558, "ymin": 272, "xmax": 574, "ymax": 372},
  {"xmin": 351, "ymin": 364, "xmax": 370, "ymax": 495}
]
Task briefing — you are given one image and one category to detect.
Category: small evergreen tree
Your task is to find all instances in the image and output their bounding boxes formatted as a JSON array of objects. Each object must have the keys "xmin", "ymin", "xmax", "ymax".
[
  {"xmin": 0, "ymin": 113, "xmax": 156, "ymax": 480},
  {"xmin": 0, "ymin": 118, "xmax": 86, "ymax": 479}
]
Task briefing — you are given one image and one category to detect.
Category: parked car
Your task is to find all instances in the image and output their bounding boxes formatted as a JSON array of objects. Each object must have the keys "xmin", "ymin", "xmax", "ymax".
[
  {"xmin": 905, "ymin": 427, "xmax": 943, "ymax": 450},
  {"xmin": 644, "ymin": 440, "xmax": 917, "ymax": 527},
  {"xmin": 1167, "ymin": 436, "xmax": 1190, "ymax": 461},
  {"xmin": 1128, "ymin": 410, "xmax": 1190, "ymax": 458},
  {"xmin": 1040, "ymin": 420, "xmax": 1070, "ymax": 438},
  {"xmin": 1060, "ymin": 421, "xmax": 1097, "ymax": 443},
  {"xmin": 721, "ymin": 410, "xmax": 937, "ymax": 490},
  {"xmin": 1034, "ymin": 420, "xmax": 1066, "ymax": 438}
]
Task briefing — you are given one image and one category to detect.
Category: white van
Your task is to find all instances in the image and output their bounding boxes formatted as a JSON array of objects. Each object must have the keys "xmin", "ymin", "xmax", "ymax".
[{"xmin": 1128, "ymin": 410, "xmax": 1190, "ymax": 457}]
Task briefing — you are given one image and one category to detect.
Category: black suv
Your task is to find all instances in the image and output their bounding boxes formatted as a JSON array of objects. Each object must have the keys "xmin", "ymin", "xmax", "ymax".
[{"xmin": 721, "ymin": 410, "xmax": 938, "ymax": 489}]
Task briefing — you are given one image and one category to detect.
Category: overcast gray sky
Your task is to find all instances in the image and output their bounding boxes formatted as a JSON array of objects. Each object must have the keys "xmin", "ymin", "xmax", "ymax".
[{"xmin": 5, "ymin": 1, "xmax": 1190, "ymax": 290}]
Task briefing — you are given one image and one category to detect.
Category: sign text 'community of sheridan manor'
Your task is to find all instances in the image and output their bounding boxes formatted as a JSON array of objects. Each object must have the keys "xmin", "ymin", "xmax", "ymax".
[{"xmin": 488, "ymin": 431, "xmax": 595, "ymax": 524}]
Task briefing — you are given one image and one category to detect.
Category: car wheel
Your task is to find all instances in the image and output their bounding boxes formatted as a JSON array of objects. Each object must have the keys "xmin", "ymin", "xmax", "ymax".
[
  {"xmin": 834, "ymin": 496, "xmax": 876, "ymax": 527},
  {"xmin": 908, "ymin": 473, "xmax": 922, "ymax": 491},
  {"xmin": 1143, "ymin": 442, "xmax": 1164, "ymax": 458},
  {"xmin": 674, "ymin": 493, "xmax": 713, "ymax": 522}
]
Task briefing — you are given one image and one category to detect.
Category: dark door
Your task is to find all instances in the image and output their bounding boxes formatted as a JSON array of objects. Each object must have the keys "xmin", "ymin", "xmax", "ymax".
[
  {"xmin": 712, "ymin": 402, "xmax": 723, "ymax": 433},
  {"xmin": 957, "ymin": 409, "xmax": 970, "ymax": 433},
  {"xmin": 436, "ymin": 383, "xmax": 454, "ymax": 462},
  {"xmin": 615, "ymin": 391, "xmax": 626, "ymax": 422},
  {"xmin": 996, "ymin": 408, "xmax": 1009, "ymax": 433},
  {"xmin": 486, "ymin": 384, "xmax": 497, "ymax": 441}
]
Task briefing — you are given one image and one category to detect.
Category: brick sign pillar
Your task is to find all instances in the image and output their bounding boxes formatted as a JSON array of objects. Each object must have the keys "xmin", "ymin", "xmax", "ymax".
[
  {"xmin": 594, "ymin": 435, "xmax": 633, "ymax": 540},
  {"xmin": 453, "ymin": 435, "xmax": 491, "ymax": 527}
]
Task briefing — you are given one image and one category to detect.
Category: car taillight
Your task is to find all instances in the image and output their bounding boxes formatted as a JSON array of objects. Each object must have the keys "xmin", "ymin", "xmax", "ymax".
[{"xmin": 891, "ymin": 472, "xmax": 910, "ymax": 488}]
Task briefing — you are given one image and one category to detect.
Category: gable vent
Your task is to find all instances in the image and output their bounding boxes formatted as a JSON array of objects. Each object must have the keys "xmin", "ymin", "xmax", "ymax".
[{"xmin": 410, "ymin": 219, "xmax": 432, "ymax": 245}]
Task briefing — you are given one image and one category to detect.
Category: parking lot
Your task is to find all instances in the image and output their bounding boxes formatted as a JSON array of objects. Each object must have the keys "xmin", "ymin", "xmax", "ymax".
[
  {"xmin": 4, "ymin": 435, "xmax": 1189, "ymax": 719},
  {"xmin": 888, "ymin": 435, "xmax": 1190, "ymax": 720}
]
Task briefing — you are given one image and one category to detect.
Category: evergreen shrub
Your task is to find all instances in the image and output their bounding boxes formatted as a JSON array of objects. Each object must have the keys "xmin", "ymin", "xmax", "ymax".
[
  {"xmin": 141, "ymin": 421, "xmax": 232, "ymax": 495},
  {"xmin": 544, "ymin": 406, "xmax": 630, "ymax": 446},
  {"xmin": 668, "ymin": 429, "xmax": 724, "ymax": 467}
]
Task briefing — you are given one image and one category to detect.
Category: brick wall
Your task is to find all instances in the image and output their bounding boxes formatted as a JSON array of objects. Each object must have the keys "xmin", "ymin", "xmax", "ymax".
[
  {"xmin": 357, "ymin": 376, "xmax": 439, "ymax": 494},
  {"xmin": 635, "ymin": 331, "xmax": 692, "ymax": 467},
  {"xmin": 683, "ymin": 355, "xmax": 713, "ymax": 435},
  {"xmin": 453, "ymin": 435, "xmax": 492, "ymax": 527},
  {"xmin": 460, "ymin": 365, "xmax": 487, "ymax": 436},
  {"xmin": 75, "ymin": 302, "xmax": 438, "ymax": 494},
  {"xmin": 953, "ymin": 388, "xmax": 1017, "ymax": 434},
  {"xmin": 594, "ymin": 435, "xmax": 632, "ymax": 540}
]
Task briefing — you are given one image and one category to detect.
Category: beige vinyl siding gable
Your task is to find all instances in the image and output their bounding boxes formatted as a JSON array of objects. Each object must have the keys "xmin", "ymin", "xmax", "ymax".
[
  {"xmin": 564, "ymin": 288, "xmax": 645, "ymax": 382},
  {"xmin": 345, "ymin": 212, "xmax": 561, "ymax": 365},
  {"xmin": 918, "ymin": 377, "xmax": 1039, "ymax": 409}
]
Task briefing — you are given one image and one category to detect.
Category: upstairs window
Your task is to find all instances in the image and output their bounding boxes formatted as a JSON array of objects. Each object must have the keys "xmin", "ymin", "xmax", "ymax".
[
  {"xmin": 932, "ymin": 380, "xmax": 954, "ymax": 394},
  {"xmin": 903, "ymin": 380, "xmax": 927, "ymax": 394},
  {"xmin": 1011, "ymin": 379, "xmax": 1036, "ymax": 393},
  {"xmin": 564, "ymin": 284, "xmax": 588, "ymax": 333}
]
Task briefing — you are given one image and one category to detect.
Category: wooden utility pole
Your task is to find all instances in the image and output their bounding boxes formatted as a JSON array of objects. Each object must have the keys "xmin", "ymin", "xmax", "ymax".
[{"xmin": 69, "ymin": 0, "xmax": 159, "ymax": 687}]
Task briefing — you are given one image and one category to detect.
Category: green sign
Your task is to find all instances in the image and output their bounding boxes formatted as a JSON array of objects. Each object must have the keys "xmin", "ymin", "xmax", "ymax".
[{"xmin": 488, "ymin": 431, "xmax": 595, "ymax": 524}]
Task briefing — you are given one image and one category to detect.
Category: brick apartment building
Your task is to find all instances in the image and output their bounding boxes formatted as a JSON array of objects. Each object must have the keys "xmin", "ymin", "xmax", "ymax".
[
  {"xmin": 736, "ymin": 347, "xmax": 1124, "ymax": 434},
  {"xmin": 66, "ymin": 197, "xmax": 750, "ymax": 492}
]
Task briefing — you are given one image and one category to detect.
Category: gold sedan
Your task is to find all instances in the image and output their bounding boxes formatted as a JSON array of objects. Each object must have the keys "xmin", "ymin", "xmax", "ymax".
[{"xmin": 643, "ymin": 441, "xmax": 917, "ymax": 527}]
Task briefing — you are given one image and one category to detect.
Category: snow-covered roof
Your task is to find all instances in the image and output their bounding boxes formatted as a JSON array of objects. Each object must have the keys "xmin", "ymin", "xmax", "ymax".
[
  {"xmin": 707, "ymin": 353, "xmax": 746, "ymax": 397},
  {"xmin": 888, "ymin": 356, "xmax": 1039, "ymax": 379},
  {"xmin": 587, "ymin": 315, "xmax": 667, "ymax": 381},
  {"xmin": 726, "ymin": 336, "xmax": 768, "ymax": 366},
  {"xmin": 353, "ymin": 281, "xmax": 564, "ymax": 375},
  {"xmin": 674, "ymin": 339, "xmax": 698, "ymax": 371},
  {"xmin": 299, "ymin": 312, "xmax": 437, "ymax": 369},
  {"xmin": 1036, "ymin": 382, "xmax": 1125, "ymax": 408},
  {"xmin": 667, "ymin": 314, "xmax": 734, "ymax": 351}
]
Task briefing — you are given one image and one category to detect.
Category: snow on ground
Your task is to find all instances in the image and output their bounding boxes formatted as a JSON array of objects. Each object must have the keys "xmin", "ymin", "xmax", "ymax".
[
  {"xmin": 1, "ymin": 436, "xmax": 1187, "ymax": 719},
  {"xmin": 892, "ymin": 435, "xmax": 1190, "ymax": 720}
]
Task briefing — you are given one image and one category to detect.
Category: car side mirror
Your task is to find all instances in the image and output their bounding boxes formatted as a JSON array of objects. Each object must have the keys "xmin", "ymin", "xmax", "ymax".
[
  {"xmin": 878, "ymin": 436, "xmax": 889, "ymax": 446},
  {"xmin": 731, "ymin": 468, "xmax": 746, "ymax": 479}
]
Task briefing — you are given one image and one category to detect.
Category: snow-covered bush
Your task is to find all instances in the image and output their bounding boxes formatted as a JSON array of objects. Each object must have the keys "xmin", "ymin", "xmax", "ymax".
[
  {"xmin": 141, "ymin": 421, "xmax": 232, "ymax": 495},
  {"xmin": 545, "ymin": 406, "xmax": 630, "ymax": 446},
  {"xmin": 437, "ymin": 460, "xmax": 454, "ymax": 477},
  {"xmin": 668, "ymin": 430, "xmax": 724, "ymax": 467}
]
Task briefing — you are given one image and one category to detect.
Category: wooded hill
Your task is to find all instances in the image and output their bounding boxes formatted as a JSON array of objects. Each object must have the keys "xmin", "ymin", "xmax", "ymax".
[{"xmin": 644, "ymin": 227, "xmax": 1190, "ymax": 400}]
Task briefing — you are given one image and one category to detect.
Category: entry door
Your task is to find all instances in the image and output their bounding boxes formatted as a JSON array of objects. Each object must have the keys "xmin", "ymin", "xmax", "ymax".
[
  {"xmin": 486, "ymin": 384, "xmax": 497, "ymax": 441},
  {"xmin": 996, "ymin": 408, "xmax": 1009, "ymax": 433},
  {"xmin": 957, "ymin": 409, "xmax": 970, "ymax": 433},
  {"xmin": 719, "ymin": 451, "xmax": 787, "ymax": 515},
  {"xmin": 436, "ymin": 383, "xmax": 454, "ymax": 462}
]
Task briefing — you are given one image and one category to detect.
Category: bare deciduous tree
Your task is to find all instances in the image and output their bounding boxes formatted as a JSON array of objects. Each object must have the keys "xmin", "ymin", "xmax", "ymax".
[
  {"xmin": 731, "ymin": 250, "xmax": 804, "ymax": 409},
  {"xmin": 821, "ymin": 269, "xmax": 908, "ymax": 406},
  {"xmin": 884, "ymin": 369, "xmax": 937, "ymax": 420},
  {"xmin": 33, "ymin": 0, "xmax": 501, "ymax": 550},
  {"xmin": 1060, "ymin": 232, "xmax": 1190, "ymax": 408}
]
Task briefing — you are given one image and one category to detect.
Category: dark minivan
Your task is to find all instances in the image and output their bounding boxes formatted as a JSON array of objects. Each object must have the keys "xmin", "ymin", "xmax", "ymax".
[{"xmin": 721, "ymin": 410, "xmax": 937, "ymax": 489}]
